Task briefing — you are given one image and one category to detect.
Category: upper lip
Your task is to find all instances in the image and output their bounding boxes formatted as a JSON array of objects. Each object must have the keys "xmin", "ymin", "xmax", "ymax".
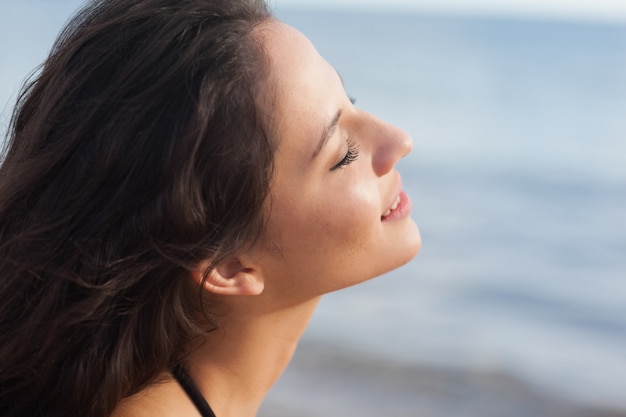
[{"xmin": 382, "ymin": 174, "xmax": 403, "ymax": 217}]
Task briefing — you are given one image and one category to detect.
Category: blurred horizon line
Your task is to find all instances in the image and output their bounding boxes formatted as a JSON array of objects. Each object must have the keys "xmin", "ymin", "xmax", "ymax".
[{"xmin": 271, "ymin": 1, "xmax": 626, "ymax": 26}]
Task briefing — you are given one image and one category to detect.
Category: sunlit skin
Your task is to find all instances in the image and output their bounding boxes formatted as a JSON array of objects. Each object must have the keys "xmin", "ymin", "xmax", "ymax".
[
  {"xmin": 113, "ymin": 20, "xmax": 421, "ymax": 417},
  {"xmin": 251, "ymin": 21, "xmax": 422, "ymax": 303}
]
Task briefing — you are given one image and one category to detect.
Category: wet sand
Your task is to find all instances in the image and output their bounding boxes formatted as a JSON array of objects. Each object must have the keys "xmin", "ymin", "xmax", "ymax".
[{"xmin": 259, "ymin": 341, "xmax": 626, "ymax": 417}]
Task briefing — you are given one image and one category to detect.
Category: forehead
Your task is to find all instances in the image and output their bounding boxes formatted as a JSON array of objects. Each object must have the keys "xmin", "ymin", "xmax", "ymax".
[
  {"xmin": 257, "ymin": 21, "xmax": 319, "ymax": 85},
  {"xmin": 255, "ymin": 21, "xmax": 336, "ymax": 141}
]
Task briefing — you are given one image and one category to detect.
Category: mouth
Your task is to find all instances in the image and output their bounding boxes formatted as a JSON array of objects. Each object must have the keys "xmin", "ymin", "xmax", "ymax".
[
  {"xmin": 381, "ymin": 194, "xmax": 401, "ymax": 218},
  {"xmin": 381, "ymin": 191, "xmax": 412, "ymax": 221}
]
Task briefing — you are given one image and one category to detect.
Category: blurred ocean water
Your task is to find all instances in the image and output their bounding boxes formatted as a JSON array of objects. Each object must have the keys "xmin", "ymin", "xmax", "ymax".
[
  {"xmin": 1, "ymin": 2, "xmax": 625, "ymax": 415},
  {"xmin": 272, "ymin": 8, "xmax": 626, "ymax": 413}
]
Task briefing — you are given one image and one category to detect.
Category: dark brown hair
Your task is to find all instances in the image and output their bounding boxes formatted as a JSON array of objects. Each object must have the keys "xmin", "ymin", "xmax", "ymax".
[{"xmin": 0, "ymin": 0, "xmax": 273, "ymax": 416}]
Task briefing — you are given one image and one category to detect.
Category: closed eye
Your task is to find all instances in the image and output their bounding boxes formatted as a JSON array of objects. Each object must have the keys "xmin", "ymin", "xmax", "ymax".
[{"xmin": 330, "ymin": 138, "xmax": 359, "ymax": 171}]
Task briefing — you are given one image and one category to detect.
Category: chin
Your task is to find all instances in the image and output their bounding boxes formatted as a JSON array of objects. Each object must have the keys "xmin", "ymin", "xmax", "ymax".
[
  {"xmin": 364, "ymin": 228, "xmax": 422, "ymax": 285},
  {"xmin": 391, "ymin": 220, "xmax": 422, "ymax": 268},
  {"xmin": 405, "ymin": 224, "xmax": 423, "ymax": 260}
]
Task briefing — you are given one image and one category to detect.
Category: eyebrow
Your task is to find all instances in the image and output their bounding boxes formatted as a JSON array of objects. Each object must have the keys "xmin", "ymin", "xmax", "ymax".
[{"xmin": 312, "ymin": 109, "xmax": 342, "ymax": 160}]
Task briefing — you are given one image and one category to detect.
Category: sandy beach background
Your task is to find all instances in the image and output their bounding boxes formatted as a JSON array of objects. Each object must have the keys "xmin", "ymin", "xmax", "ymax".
[{"xmin": 259, "ymin": 341, "xmax": 626, "ymax": 417}]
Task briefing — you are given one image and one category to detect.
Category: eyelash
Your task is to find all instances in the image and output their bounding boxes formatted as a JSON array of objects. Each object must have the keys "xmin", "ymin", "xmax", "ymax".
[{"xmin": 331, "ymin": 138, "xmax": 359, "ymax": 171}]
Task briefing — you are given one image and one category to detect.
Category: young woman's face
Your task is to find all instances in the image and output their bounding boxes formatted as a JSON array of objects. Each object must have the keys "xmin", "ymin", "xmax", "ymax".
[{"xmin": 252, "ymin": 22, "xmax": 421, "ymax": 300}]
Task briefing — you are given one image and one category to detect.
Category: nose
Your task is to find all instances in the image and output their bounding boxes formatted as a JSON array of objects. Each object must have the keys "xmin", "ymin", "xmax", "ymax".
[{"xmin": 360, "ymin": 112, "xmax": 413, "ymax": 176}]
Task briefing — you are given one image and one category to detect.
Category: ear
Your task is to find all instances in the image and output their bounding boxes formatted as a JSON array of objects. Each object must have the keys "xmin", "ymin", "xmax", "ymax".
[{"xmin": 191, "ymin": 257, "xmax": 264, "ymax": 296}]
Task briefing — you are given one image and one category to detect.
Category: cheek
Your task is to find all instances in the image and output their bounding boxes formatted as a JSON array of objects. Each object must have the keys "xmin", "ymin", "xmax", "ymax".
[
  {"xmin": 317, "ymin": 185, "xmax": 379, "ymax": 245},
  {"xmin": 259, "ymin": 178, "xmax": 393, "ymax": 295},
  {"xmin": 280, "ymin": 182, "xmax": 380, "ymax": 269},
  {"xmin": 263, "ymin": 172, "xmax": 381, "ymax": 272}
]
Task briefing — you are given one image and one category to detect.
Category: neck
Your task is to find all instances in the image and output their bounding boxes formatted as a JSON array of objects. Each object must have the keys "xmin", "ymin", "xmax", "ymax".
[{"xmin": 185, "ymin": 296, "xmax": 321, "ymax": 417}]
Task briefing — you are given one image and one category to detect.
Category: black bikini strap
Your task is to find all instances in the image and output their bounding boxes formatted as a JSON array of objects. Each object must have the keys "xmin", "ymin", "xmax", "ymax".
[{"xmin": 171, "ymin": 364, "xmax": 217, "ymax": 417}]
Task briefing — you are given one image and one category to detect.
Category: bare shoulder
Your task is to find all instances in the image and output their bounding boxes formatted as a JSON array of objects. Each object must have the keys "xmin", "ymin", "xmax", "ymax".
[{"xmin": 111, "ymin": 375, "xmax": 200, "ymax": 417}]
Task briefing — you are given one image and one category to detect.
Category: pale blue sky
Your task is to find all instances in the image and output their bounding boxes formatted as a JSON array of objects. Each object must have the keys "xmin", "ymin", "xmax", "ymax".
[
  {"xmin": 2, "ymin": 0, "xmax": 625, "ymax": 131},
  {"xmin": 271, "ymin": 0, "xmax": 626, "ymax": 22}
]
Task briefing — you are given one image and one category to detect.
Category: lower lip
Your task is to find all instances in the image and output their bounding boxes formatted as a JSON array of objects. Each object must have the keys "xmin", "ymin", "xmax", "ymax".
[{"xmin": 381, "ymin": 191, "xmax": 412, "ymax": 222}]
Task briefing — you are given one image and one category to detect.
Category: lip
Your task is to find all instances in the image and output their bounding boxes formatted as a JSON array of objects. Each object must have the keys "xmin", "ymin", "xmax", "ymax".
[
  {"xmin": 381, "ymin": 191, "xmax": 412, "ymax": 222},
  {"xmin": 381, "ymin": 178, "xmax": 412, "ymax": 222}
]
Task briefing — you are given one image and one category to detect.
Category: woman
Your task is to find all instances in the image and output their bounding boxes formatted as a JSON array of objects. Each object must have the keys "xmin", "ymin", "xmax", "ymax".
[{"xmin": 0, "ymin": 0, "xmax": 421, "ymax": 416}]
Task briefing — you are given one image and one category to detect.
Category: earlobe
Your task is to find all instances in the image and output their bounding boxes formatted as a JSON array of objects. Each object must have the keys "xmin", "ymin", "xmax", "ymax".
[{"xmin": 191, "ymin": 258, "xmax": 264, "ymax": 296}]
